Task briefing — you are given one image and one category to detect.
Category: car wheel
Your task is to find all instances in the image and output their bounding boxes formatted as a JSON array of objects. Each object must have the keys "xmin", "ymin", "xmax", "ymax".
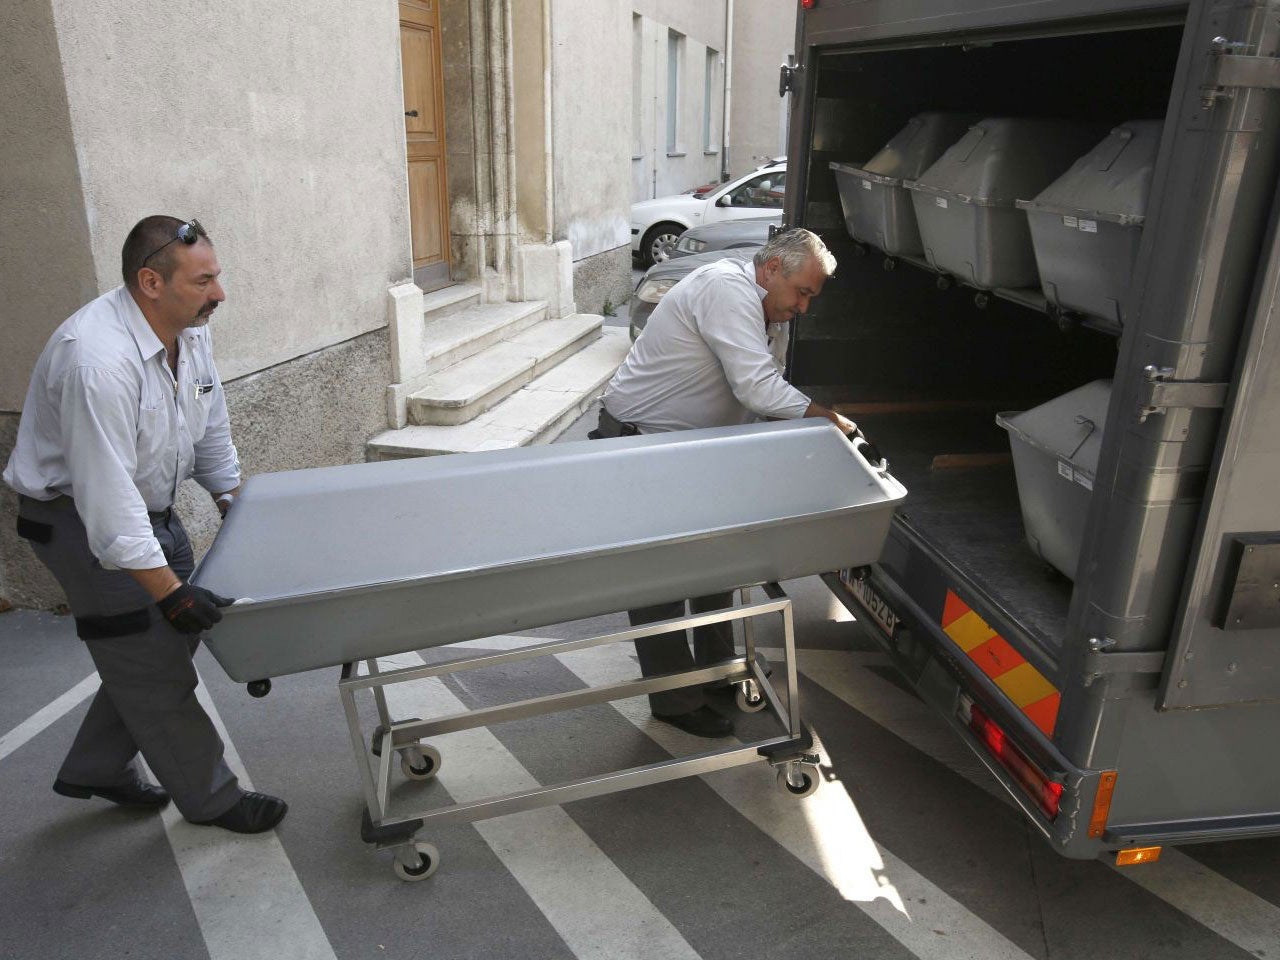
[{"xmin": 641, "ymin": 222, "xmax": 683, "ymax": 267}]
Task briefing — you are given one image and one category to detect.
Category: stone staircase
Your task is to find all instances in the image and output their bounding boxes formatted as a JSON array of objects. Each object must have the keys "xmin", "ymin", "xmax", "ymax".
[{"xmin": 369, "ymin": 284, "xmax": 629, "ymax": 460}]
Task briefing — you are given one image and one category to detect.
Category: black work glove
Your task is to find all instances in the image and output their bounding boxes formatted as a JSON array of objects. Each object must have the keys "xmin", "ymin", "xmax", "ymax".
[{"xmin": 157, "ymin": 583, "xmax": 235, "ymax": 635}]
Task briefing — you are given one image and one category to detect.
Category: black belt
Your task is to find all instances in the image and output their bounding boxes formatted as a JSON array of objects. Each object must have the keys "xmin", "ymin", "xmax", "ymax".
[
  {"xmin": 18, "ymin": 494, "xmax": 173, "ymax": 528},
  {"xmin": 589, "ymin": 406, "xmax": 640, "ymax": 440}
]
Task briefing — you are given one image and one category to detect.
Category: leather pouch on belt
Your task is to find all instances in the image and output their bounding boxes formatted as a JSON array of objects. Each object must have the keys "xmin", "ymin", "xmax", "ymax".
[{"xmin": 15, "ymin": 517, "xmax": 53, "ymax": 544}]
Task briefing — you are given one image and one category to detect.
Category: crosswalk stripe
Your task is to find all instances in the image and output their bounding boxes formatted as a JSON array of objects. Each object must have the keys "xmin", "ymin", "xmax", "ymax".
[
  {"xmin": 0, "ymin": 674, "xmax": 99, "ymax": 763},
  {"xmin": 448, "ymin": 634, "xmax": 556, "ymax": 651},
  {"xmin": 552, "ymin": 642, "xmax": 1037, "ymax": 960},
  {"xmin": 782, "ymin": 646, "xmax": 1280, "ymax": 958},
  {"xmin": 376, "ymin": 651, "xmax": 703, "ymax": 960},
  {"xmin": 148, "ymin": 679, "xmax": 337, "ymax": 960},
  {"xmin": 1119, "ymin": 850, "xmax": 1280, "ymax": 955}
]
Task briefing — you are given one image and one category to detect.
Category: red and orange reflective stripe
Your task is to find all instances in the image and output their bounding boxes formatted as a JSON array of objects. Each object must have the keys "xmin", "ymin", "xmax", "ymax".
[{"xmin": 941, "ymin": 590, "xmax": 1060, "ymax": 737}]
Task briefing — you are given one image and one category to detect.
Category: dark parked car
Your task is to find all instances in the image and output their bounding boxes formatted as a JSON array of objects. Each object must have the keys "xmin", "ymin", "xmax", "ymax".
[{"xmin": 668, "ymin": 215, "xmax": 780, "ymax": 259}]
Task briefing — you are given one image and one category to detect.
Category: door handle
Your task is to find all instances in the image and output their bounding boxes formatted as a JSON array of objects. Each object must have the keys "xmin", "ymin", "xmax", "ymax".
[{"xmin": 404, "ymin": 110, "xmax": 419, "ymax": 117}]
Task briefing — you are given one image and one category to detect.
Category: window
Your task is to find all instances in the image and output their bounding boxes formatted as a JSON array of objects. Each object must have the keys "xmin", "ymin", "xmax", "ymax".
[
  {"xmin": 723, "ymin": 171, "xmax": 787, "ymax": 209},
  {"xmin": 704, "ymin": 48, "xmax": 719, "ymax": 152},
  {"xmin": 666, "ymin": 30, "xmax": 684, "ymax": 154}
]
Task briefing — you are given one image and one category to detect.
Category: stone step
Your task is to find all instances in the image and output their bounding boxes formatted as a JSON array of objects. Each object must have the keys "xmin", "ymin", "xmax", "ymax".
[
  {"xmin": 368, "ymin": 327, "xmax": 630, "ymax": 459},
  {"xmin": 388, "ymin": 298, "xmax": 551, "ymax": 428},
  {"xmin": 406, "ymin": 314, "xmax": 603, "ymax": 426},
  {"xmin": 422, "ymin": 282, "xmax": 481, "ymax": 324},
  {"xmin": 420, "ymin": 298, "xmax": 548, "ymax": 377}
]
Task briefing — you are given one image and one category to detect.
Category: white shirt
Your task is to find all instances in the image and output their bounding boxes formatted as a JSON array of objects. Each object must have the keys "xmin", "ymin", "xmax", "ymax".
[
  {"xmin": 4, "ymin": 286, "xmax": 240, "ymax": 570},
  {"xmin": 602, "ymin": 258, "xmax": 811, "ymax": 433}
]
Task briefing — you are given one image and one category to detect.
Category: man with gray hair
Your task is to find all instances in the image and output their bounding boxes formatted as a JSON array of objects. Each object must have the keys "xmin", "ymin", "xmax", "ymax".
[{"xmin": 593, "ymin": 227, "xmax": 855, "ymax": 737}]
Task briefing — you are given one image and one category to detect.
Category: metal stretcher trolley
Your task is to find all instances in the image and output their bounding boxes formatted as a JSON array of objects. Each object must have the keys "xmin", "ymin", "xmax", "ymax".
[{"xmin": 193, "ymin": 420, "xmax": 906, "ymax": 880}]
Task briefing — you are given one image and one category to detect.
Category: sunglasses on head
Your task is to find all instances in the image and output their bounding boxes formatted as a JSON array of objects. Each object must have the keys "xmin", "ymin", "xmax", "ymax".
[{"xmin": 140, "ymin": 219, "xmax": 208, "ymax": 268}]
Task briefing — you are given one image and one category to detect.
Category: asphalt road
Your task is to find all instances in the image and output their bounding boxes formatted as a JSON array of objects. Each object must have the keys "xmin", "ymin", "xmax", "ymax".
[{"xmin": 2, "ymin": 406, "xmax": 1279, "ymax": 960}]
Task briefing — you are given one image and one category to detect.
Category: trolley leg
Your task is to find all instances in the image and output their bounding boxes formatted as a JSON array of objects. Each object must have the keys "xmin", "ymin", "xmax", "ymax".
[
  {"xmin": 731, "ymin": 587, "xmax": 768, "ymax": 711},
  {"xmin": 341, "ymin": 670, "xmax": 385, "ymax": 820},
  {"xmin": 365, "ymin": 659, "xmax": 434, "ymax": 775},
  {"xmin": 739, "ymin": 586, "xmax": 758, "ymax": 667},
  {"xmin": 781, "ymin": 598, "xmax": 801, "ymax": 737},
  {"xmin": 368, "ymin": 659, "xmax": 393, "ymax": 730}
]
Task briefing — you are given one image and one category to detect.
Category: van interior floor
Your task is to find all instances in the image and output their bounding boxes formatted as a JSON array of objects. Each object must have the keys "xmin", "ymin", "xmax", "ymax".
[{"xmin": 841, "ymin": 402, "xmax": 1074, "ymax": 654}]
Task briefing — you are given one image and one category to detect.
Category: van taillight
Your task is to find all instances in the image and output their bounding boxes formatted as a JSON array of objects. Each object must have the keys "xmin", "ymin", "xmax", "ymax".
[{"xmin": 960, "ymin": 695, "xmax": 1063, "ymax": 820}]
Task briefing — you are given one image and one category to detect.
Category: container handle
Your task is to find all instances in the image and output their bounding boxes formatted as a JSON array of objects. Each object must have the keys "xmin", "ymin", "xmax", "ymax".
[{"xmin": 847, "ymin": 429, "xmax": 890, "ymax": 475}]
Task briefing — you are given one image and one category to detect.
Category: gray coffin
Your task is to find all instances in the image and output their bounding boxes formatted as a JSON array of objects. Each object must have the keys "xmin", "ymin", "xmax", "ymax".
[
  {"xmin": 996, "ymin": 380, "xmax": 1111, "ymax": 581},
  {"xmin": 193, "ymin": 419, "xmax": 908, "ymax": 682},
  {"xmin": 906, "ymin": 118, "xmax": 1105, "ymax": 289},
  {"xmin": 1016, "ymin": 120, "xmax": 1163, "ymax": 327},
  {"xmin": 830, "ymin": 111, "xmax": 979, "ymax": 256}
]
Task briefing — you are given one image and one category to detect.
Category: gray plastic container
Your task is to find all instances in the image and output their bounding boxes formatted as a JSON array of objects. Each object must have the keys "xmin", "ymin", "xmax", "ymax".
[
  {"xmin": 1016, "ymin": 121, "xmax": 1163, "ymax": 327},
  {"xmin": 995, "ymin": 380, "xmax": 1111, "ymax": 580},
  {"xmin": 829, "ymin": 112, "xmax": 979, "ymax": 256},
  {"xmin": 906, "ymin": 118, "xmax": 1104, "ymax": 289},
  {"xmin": 192, "ymin": 420, "xmax": 907, "ymax": 681}
]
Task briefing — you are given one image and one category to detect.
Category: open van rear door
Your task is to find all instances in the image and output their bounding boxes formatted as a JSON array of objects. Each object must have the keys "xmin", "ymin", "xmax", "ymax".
[{"xmin": 1160, "ymin": 183, "xmax": 1280, "ymax": 709}]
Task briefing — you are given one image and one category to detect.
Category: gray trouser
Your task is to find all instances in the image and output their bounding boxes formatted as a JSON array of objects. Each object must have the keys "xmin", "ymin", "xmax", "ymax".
[
  {"xmin": 591, "ymin": 406, "xmax": 737, "ymax": 715},
  {"xmin": 17, "ymin": 496, "xmax": 240, "ymax": 821}
]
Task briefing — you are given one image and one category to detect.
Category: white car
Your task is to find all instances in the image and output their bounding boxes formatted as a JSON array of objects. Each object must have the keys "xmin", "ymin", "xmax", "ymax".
[{"xmin": 630, "ymin": 162, "xmax": 786, "ymax": 266}]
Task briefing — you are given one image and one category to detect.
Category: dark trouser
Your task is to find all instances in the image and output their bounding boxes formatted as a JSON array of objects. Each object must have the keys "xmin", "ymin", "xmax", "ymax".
[
  {"xmin": 590, "ymin": 405, "xmax": 737, "ymax": 715},
  {"xmin": 628, "ymin": 593, "xmax": 737, "ymax": 715},
  {"xmin": 17, "ymin": 496, "xmax": 240, "ymax": 821}
]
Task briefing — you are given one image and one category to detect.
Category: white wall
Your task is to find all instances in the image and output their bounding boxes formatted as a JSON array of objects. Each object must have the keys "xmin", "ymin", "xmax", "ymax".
[
  {"xmin": 549, "ymin": 0, "xmax": 633, "ymax": 263},
  {"xmin": 728, "ymin": 0, "xmax": 796, "ymax": 178},
  {"xmin": 629, "ymin": 3, "xmax": 728, "ymax": 201},
  {"xmin": 0, "ymin": 0, "xmax": 99, "ymax": 412},
  {"xmin": 628, "ymin": 0, "xmax": 793, "ymax": 200},
  {"xmin": 38, "ymin": 0, "xmax": 412, "ymax": 384}
]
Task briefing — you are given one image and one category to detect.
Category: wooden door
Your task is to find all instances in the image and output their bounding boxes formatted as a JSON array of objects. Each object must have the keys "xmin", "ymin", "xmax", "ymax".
[{"xmin": 399, "ymin": 0, "xmax": 451, "ymax": 289}]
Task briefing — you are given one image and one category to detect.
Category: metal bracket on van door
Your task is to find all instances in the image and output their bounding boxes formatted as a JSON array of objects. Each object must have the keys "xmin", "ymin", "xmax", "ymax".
[
  {"xmin": 779, "ymin": 60, "xmax": 803, "ymax": 97},
  {"xmin": 1082, "ymin": 637, "xmax": 1168, "ymax": 687},
  {"xmin": 1136, "ymin": 366, "xmax": 1229, "ymax": 423},
  {"xmin": 1201, "ymin": 37, "xmax": 1280, "ymax": 108}
]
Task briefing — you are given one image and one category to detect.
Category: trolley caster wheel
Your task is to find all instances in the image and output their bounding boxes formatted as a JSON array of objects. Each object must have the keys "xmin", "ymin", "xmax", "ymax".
[
  {"xmin": 973, "ymin": 292, "xmax": 991, "ymax": 310},
  {"xmin": 400, "ymin": 744, "xmax": 442, "ymax": 781},
  {"xmin": 392, "ymin": 841, "xmax": 440, "ymax": 882},
  {"xmin": 371, "ymin": 718, "xmax": 422, "ymax": 757},
  {"xmin": 935, "ymin": 275, "xmax": 952, "ymax": 291},
  {"xmin": 735, "ymin": 681, "xmax": 768, "ymax": 713},
  {"xmin": 852, "ymin": 242, "xmax": 869, "ymax": 258},
  {"xmin": 777, "ymin": 766, "xmax": 821, "ymax": 798},
  {"xmin": 882, "ymin": 256, "xmax": 897, "ymax": 272},
  {"xmin": 247, "ymin": 679, "xmax": 271, "ymax": 698}
]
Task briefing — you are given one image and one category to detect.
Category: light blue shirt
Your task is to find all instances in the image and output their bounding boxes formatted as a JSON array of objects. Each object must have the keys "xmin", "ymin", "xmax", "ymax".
[
  {"xmin": 4, "ymin": 286, "xmax": 240, "ymax": 570},
  {"xmin": 602, "ymin": 258, "xmax": 810, "ymax": 433}
]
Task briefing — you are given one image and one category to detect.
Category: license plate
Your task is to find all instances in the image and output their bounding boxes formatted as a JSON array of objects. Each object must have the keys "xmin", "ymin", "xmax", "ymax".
[{"xmin": 843, "ymin": 573, "xmax": 900, "ymax": 637}]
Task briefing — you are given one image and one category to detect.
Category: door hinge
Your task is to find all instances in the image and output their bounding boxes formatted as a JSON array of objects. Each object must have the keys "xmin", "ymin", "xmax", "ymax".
[
  {"xmin": 1201, "ymin": 37, "xmax": 1280, "ymax": 108},
  {"xmin": 1082, "ymin": 637, "xmax": 1168, "ymax": 686},
  {"xmin": 1136, "ymin": 366, "xmax": 1229, "ymax": 422},
  {"xmin": 779, "ymin": 60, "xmax": 803, "ymax": 97}
]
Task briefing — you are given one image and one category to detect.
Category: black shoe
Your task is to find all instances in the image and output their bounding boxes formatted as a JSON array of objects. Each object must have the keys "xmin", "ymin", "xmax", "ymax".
[
  {"xmin": 652, "ymin": 706, "xmax": 734, "ymax": 738},
  {"xmin": 53, "ymin": 777, "xmax": 171, "ymax": 809},
  {"xmin": 192, "ymin": 791, "xmax": 288, "ymax": 834}
]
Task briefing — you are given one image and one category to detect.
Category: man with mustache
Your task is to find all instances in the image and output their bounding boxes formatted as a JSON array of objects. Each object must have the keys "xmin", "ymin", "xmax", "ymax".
[
  {"xmin": 4, "ymin": 216, "xmax": 287, "ymax": 833},
  {"xmin": 593, "ymin": 228, "xmax": 855, "ymax": 738}
]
